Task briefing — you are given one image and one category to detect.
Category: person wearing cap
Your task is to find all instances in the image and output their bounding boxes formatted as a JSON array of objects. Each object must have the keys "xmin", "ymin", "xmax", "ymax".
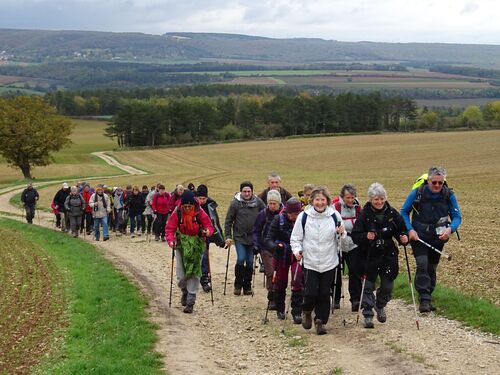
[
  {"xmin": 53, "ymin": 182, "xmax": 71, "ymax": 231},
  {"xmin": 165, "ymin": 190, "xmax": 214, "ymax": 313},
  {"xmin": 196, "ymin": 184, "xmax": 224, "ymax": 293},
  {"xmin": 252, "ymin": 189, "xmax": 283, "ymax": 309},
  {"xmin": 265, "ymin": 197, "xmax": 304, "ymax": 322},
  {"xmin": 64, "ymin": 186, "xmax": 86, "ymax": 237},
  {"xmin": 224, "ymin": 181, "xmax": 265, "ymax": 296},
  {"xmin": 21, "ymin": 182, "xmax": 39, "ymax": 224},
  {"xmin": 89, "ymin": 184, "xmax": 111, "ymax": 241},
  {"xmin": 258, "ymin": 172, "xmax": 293, "ymax": 205},
  {"xmin": 290, "ymin": 186, "xmax": 346, "ymax": 335}
]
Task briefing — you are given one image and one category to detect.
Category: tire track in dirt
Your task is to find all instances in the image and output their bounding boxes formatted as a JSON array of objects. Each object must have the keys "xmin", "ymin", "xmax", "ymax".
[{"xmin": 1, "ymin": 152, "xmax": 498, "ymax": 375}]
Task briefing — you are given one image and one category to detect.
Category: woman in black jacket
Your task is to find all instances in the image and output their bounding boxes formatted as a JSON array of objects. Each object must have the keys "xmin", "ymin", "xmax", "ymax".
[
  {"xmin": 351, "ymin": 183, "xmax": 408, "ymax": 329},
  {"xmin": 128, "ymin": 186, "xmax": 145, "ymax": 238}
]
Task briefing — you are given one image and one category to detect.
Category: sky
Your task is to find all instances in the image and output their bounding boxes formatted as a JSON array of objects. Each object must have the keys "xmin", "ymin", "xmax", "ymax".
[{"xmin": 0, "ymin": 0, "xmax": 498, "ymax": 44}]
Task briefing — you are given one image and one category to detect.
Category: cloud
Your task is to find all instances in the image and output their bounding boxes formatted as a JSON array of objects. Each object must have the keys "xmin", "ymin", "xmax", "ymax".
[{"xmin": 461, "ymin": 2, "xmax": 480, "ymax": 14}]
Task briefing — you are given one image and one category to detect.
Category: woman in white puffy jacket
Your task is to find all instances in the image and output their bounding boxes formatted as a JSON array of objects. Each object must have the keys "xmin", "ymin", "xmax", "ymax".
[{"xmin": 291, "ymin": 186, "xmax": 346, "ymax": 335}]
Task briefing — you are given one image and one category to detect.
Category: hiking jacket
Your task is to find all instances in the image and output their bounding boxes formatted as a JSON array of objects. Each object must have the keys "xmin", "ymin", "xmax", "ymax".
[
  {"xmin": 252, "ymin": 206, "xmax": 282, "ymax": 251},
  {"xmin": 21, "ymin": 188, "xmax": 39, "ymax": 206},
  {"xmin": 128, "ymin": 193, "xmax": 145, "ymax": 217},
  {"xmin": 290, "ymin": 205, "xmax": 345, "ymax": 273},
  {"xmin": 81, "ymin": 190, "xmax": 93, "ymax": 213},
  {"xmin": 152, "ymin": 192, "xmax": 171, "ymax": 215},
  {"xmin": 165, "ymin": 205, "xmax": 214, "ymax": 243},
  {"xmin": 143, "ymin": 190, "xmax": 156, "ymax": 215},
  {"xmin": 224, "ymin": 193, "xmax": 265, "ymax": 245},
  {"xmin": 113, "ymin": 191, "xmax": 125, "ymax": 210},
  {"xmin": 199, "ymin": 197, "xmax": 225, "ymax": 247},
  {"xmin": 265, "ymin": 211, "xmax": 297, "ymax": 263},
  {"xmin": 167, "ymin": 192, "xmax": 182, "ymax": 214},
  {"xmin": 54, "ymin": 189, "xmax": 70, "ymax": 213},
  {"xmin": 64, "ymin": 194, "xmax": 85, "ymax": 217},
  {"xmin": 89, "ymin": 192, "xmax": 111, "ymax": 219},
  {"xmin": 334, "ymin": 197, "xmax": 361, "ymax": 253},
  {"xmin": 258, "ymin": 187, "xmax": 293, "ymax": 205}
]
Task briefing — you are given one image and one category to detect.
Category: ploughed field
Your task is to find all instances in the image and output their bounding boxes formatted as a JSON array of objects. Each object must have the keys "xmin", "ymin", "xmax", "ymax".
[{"xmin": 35, "ymin": 129, "xmax": 500, "ymax": 306}]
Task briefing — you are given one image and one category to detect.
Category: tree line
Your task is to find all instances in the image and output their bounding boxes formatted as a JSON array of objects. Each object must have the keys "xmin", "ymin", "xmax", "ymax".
[{"xmin": 106, "ymin": 93, "xmax": 417, "ymax": 147}]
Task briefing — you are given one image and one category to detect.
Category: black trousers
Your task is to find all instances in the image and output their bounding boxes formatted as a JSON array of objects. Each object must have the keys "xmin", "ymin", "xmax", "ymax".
[
  {"xmin": 81, "ymin": 212, "xmax": 93, "ymax": 233},
  {"xmin": 141, "ymin": 214, "xmax": 153, "ymax": 234},
  {"xmin": 344, "ymin": 249, "xmax": 362, "ymax": 304},
  {"xmin": 411, "ymin": 240, "xmax": 442, "ymax": 302},
  {"xmin": 154, "ymin": 213, "xmax": 168, "ymax": 238},
  {"xmin": 303, "ymin": 267, "xmax": 335, "ymax": 324}
]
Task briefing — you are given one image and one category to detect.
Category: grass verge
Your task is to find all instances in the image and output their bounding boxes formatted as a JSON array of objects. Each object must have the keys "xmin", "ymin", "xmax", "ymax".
[
  {"xmin": 393, "ymin": 272, "xmax": 500, "ymax": 336},
  {"xmin": 0, "ymin": 218, "xmax": 163, "ymax": 374}
]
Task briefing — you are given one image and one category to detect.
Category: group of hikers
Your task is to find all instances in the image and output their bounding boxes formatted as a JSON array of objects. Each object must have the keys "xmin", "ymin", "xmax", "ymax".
[{"xmin": 20, "ymin": 166, "xmax": 461, "ymax": 334}]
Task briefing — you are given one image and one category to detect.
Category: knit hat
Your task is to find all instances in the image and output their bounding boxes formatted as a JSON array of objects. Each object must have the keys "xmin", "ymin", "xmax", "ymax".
[
  {"xmin": 285, "ymin": 198, "xmax": 302, "ymax": 214},
  {"xmin": 62, "ymin": 182, "xmax": 69, "ymax": 189},
  {"xmin": 181, "ymin": 190, "xmax": 197, "ymax": 205},
  {"xmin": 196, "ymin": 184, "xmax": 208, "ymax": 197},
  {"xmin": 267, "ymin": 189, "xmax": 281, "ymax": 204},
  {"xmin": 240, "ymin": 181, "xmax": 253, "ymax": 191}
]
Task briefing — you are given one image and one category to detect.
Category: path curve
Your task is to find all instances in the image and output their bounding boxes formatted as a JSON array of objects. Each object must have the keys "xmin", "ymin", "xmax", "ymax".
[
  {"xmin": 0, "ymin": 152, "xmax": 498, "ymax": 375},
  {"xmin": 92, "ymin": 151, "xmax": 148, "ymax": 175}
]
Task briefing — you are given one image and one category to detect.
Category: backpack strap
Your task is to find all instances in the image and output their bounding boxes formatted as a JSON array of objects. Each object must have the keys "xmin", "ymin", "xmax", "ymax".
[{"xmin": 301, "ymin": 211, "xmax": 339, "ymax": 232}]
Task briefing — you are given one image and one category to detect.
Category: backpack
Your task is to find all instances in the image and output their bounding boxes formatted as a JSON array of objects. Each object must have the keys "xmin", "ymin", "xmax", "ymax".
[
  {"xmin": 332, "ymin": 196, "xmax": 361, "ymax": 219},
  {"xmin": 94, "ymin": 193, "xmax": 107, "ymax": 209},
  {"xmin": 301, "ymin": 211, "xmax": 339, "ymax": 232},
  {"xmin": 411, "ymin": 173, "xmax": 452, "ymax": 214},
  {"xmin": 175, "ymin": 207, "xmax": 200, "ymax": 230}
]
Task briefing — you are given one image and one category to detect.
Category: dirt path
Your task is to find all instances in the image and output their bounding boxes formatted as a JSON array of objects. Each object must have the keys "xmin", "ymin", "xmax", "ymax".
[{"xmin": 1, "ymin": 154, "xmax": 498, "ymax": 375}]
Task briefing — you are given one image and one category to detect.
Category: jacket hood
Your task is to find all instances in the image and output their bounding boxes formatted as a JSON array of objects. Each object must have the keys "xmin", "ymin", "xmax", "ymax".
[{"xmin": 305, "ymin": 204, "xmax": 335, "ymax": 218}]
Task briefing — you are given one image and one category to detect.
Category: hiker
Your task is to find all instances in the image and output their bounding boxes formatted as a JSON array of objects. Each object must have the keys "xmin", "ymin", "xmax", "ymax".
[
  {"xmin": 152, "ymin": 184, "xmax": 170, "ymax": 241},
  {"xmin": 165, "ymin": 190, "xmax": 214, "ymax": 313},
  {"xmin": 332, "ymin": 184, "xmax": 362, "ymax": 312},
  {"xmin": 20, "ymin": 182, "xmax": 39, "ymax": 224},
  {"xmin": 224, "ymin": 181, "xmax": 266, "ymax": 296},
  {"xmin": 351, "ymin": 183, "xmax": 408, "ymax": 329},
  {"xmin": 81, "ymin": 183, "xmax": 94, "ymax": 235},
  {"xmin": 108, "ymin": 187, "xmax": 116, "ymax": 231},
  {"xmin": 122, "ymin": 184, "xmax": 133, "ymax": 233},
  {"xmin": 141, "ymin": 185, "xmax": 153, "ymax": 236},
  {"xmin": 298, "ymin": 183, "xmax": 314, "ymax": 209},
  {"xmin": 258, "ymin": 172, "xmax": 293, "ymax": 205},
  {"xmin": 187, "ymin": 182, "xmax": 196, "ymax": 193},
  {"xmin": 64, "ymin": 186, "xmax": 86, "ymax": 238},
  {"xmin": 253, "ymin": 190, "xmax": 284, "ymax": 309},
  {"xmin": 265, "ymin": 198, "xmax": 303, "ymax": 323},
  {"xmin": 53, "ymin": 183, "xmax": 70, "ymax": 231},
  {"xmin": 167, "ymin": 184, "xmax": 184, "ymax": 214},
  {"xmin": 89, "ymin": 184, "xmax": 111, "ymax": 241},
  {"xmin": 113, "ymin": 187, "xmax": 127, "ymax": 234},
  {"xmin": 400, "ymin": 166, "xmax": 462, "ymax": 313},
  {"xmin": 290, "ymin": 186, "xmax": 346, "ymax": 335},
  {"xmin": 128, "ymin": 186, "xmax": 145, "ymax": 238},
  {"xmin": 196, "ymin": 184, "xmax": 225, "ymax": 293}
]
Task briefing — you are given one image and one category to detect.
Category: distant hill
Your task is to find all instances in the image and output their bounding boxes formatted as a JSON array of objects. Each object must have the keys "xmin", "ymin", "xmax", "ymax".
[{"xmin": 0, "ymin": 29, "xmax": 499, "ymax": 67}]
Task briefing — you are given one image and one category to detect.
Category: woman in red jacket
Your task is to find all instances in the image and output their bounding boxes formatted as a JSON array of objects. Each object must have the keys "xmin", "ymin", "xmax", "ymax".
[
  {"xmin": 165, "ymin": 190, "xmax": 214, "ymax": 313},
  {"xmin": 151, "ymin": 184, "xmax": 170, "ymax": 241}
]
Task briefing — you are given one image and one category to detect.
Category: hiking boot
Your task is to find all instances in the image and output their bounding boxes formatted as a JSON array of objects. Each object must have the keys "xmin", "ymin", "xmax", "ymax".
[
  {"xmin": 374, "ymin": 306, "xmax": 387, "ymax": 323},
  {"xmin": 243, "ymin": 288, "xmax": 253, "ymax": 296},
  {"xmin": 103, "ymin": 236, "xmax": 109, "ymax": 241},
  {"xmin": 315, "ymin": 319, "xmax": 327, "ymax": 335},
  {"xmin": 268, "ymin": 300, "xmax": 277, "ymax": 311},
  {"xmin": 183, "ymin": 304, "xmax": 194, "ymax": 314},
  {"xmin": 364, "ymin": 316, "xmax": 374, "ymax": 329},
  {"xmin": 181, "ymin": 290, "xmax": 188, "ymax": 306},
  {"xmin": 292, "ymin": 314, "xmax": 302, "ymax": 324},
  {"xmin": 202, "ymin": 283, "xmax": 212, "ymax": 293},
  {"xmin": 302, "ymin": 311, "xmax": 312, "ymax": 330},
  {"xmin": 276, "ymin": 311, "xmax": 286, "ymax": 320},
  {"xmin": 333, "ymin": 301, "xmax": 341, "ymax": 310},
  {"xmin": 419, "ymin": 300, "xmax": 431, "ymax": 313},
  {"xmin": 234, "ymin": 287, "xmax": 242, "ymax": 296},
  {"xmin": 351, "ymin": 301, "xmax": 360, "ymax": 312}
]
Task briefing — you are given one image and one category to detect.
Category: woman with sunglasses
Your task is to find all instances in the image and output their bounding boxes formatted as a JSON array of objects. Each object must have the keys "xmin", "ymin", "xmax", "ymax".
[{"xmin": 400, "ymin": 166, "xmax": 462, "ymax": 313}]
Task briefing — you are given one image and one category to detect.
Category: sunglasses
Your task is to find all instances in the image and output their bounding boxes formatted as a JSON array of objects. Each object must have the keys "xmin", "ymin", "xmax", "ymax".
[{"xmin": 430, "ymin": 181, "xmax": 444, "ymax": 186}]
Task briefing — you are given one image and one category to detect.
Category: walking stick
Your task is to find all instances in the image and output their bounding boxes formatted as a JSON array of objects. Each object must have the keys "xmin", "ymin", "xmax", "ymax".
[
  {"xmin": 252, "ymin": 254, "xmax": 257, "ymax": 297},
  {"xmin": 356, "ymin": 245, "xmax": 372, "ymax": 325},
  {"xmin": 262, "ymin": 268, "xmax": 277, "ymax": 324},
  {"xmin": 281, "ymin": 256, "xmax": 301, "ymax": 335},
  {"xmin": 417, "ymin": 238, "xmax": 452, "ymax": 261},
  {"xmin": 168, "ymin": 243, "xmax": 176, "ymax": 308},
  {"xmin": 404, "ymin": 245, "xmax": 420, "ymax": 330},
  {"xmin": 332, "ymin": 265, "xmax": 339, "ymax": 314},
  {"xmin": 207, "ymin": 247, "xmax": 214, "ymax": 306},
  {"xmin": 223, "ymin": 244, "xmax": 231, "ymax": 296}
]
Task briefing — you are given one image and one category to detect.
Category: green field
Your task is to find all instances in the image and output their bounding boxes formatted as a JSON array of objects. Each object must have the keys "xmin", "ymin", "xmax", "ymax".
[{"xmin": 0, "ymin": 119, "xmax": 120, "ymax": 187}]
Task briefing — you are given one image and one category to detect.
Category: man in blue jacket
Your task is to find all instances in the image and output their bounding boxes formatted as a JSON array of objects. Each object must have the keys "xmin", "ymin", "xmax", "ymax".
[{"xmin": 400, "ymin": 166, "xmax": 462, "ymax": 313}]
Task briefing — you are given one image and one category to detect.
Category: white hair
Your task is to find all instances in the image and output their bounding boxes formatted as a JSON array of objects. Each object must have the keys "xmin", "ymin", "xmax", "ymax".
[
  {"xmin": 368, "ymin": 182, "xmax": 387, "ymax": 200},
  {"xmin": 267, "ymin": 172, "xmax": 281, "ymax": 181},
  {"xmin": 428, "ymin": 166, "xmax": 447, "ymax": 179}
]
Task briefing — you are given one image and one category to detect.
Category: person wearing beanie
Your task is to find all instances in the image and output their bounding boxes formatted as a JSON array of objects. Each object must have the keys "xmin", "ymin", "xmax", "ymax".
[
  {"xmin": 53, "ymin": 182, "xmax": 71, "ymax": 231},
  {"xmin": 165, "ymin": 190, "xmax": 214, "ymax": 313},
  {"xmin": 253, "ymin": 189, "xmax": 283, "ymax": 309},
  {"xmin": 225, "ymin": 181, "xmax": 265, "ymax": 295},
  {"xmin": 290, "ymin": 187, "xmax": 346, "ymax": 335},
  {"xmin": 196, "ymin": 184, "xmax": 225, "ymax": 293},
  {"xmin": 258, "ymin": 172, "xmax": 293, "ymax": 205},
  {"xmin": 264, "ymin": 198, "xmax": 303, "ymax": 322}
]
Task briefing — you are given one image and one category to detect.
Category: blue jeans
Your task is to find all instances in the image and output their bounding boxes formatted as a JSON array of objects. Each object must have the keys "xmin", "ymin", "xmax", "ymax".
[
  {"xmin": 94, "ymin": 216, "xmax": 109, "ymax": 240},
  {"xmin": 235, "ymin": 242, "xmax": 254, "ymax": 267},
  {"xmin": 130, "ymin": 214, "xmax": 142, "ymax": 234}
]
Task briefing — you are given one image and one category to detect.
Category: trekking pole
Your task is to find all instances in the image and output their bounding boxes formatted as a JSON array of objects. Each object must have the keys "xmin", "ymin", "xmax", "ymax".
[
  {"xmin": 281, "ymin": 256, "xmax": 301, "ymax": 335},
  {"xmin": 404, "ymin": 245, "xmax": 420, "ymax": 330},
  {"xmin": 417, "ymin": 238, "xmax": 452, "ymax": 261},
  {"xmin": 168, "ymin": 243, "xmax": 176, "ymax": 308},
  {"xmin": 338, "ymin": 252, "xmax": 347, "ymax": 327},
  {"xmin": 262, "ymin": 269, "xmax": 277, "ymax": 324},
  {"xmin": 207, "ymin": 247, "xmax": 214, "ymax": 306},
  {"xmin": 252, "ymin": 254, "xmax": 257, "ymax": 297},
  {"xmin": 223, "ymin": 244, "xmax": 231, "ymax": 296},
  {"xmin": 332, "ymin": 265, "xmax": 339, "ymax": 314},
  {"xmin": 356, "ymin": 244, "xmax": 372, "ymax": 325}
]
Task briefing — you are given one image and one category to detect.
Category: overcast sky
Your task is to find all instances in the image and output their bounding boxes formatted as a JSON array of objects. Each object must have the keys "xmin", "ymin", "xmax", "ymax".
[{"xmin": 0, "ymin": 0, "xmax": 498, "ymax": 44}]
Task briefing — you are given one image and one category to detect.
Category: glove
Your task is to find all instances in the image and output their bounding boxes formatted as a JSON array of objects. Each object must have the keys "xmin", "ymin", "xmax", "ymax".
[{"xmin": 253, "ymin": 246, "xmax": 260, "ymax": 255}]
